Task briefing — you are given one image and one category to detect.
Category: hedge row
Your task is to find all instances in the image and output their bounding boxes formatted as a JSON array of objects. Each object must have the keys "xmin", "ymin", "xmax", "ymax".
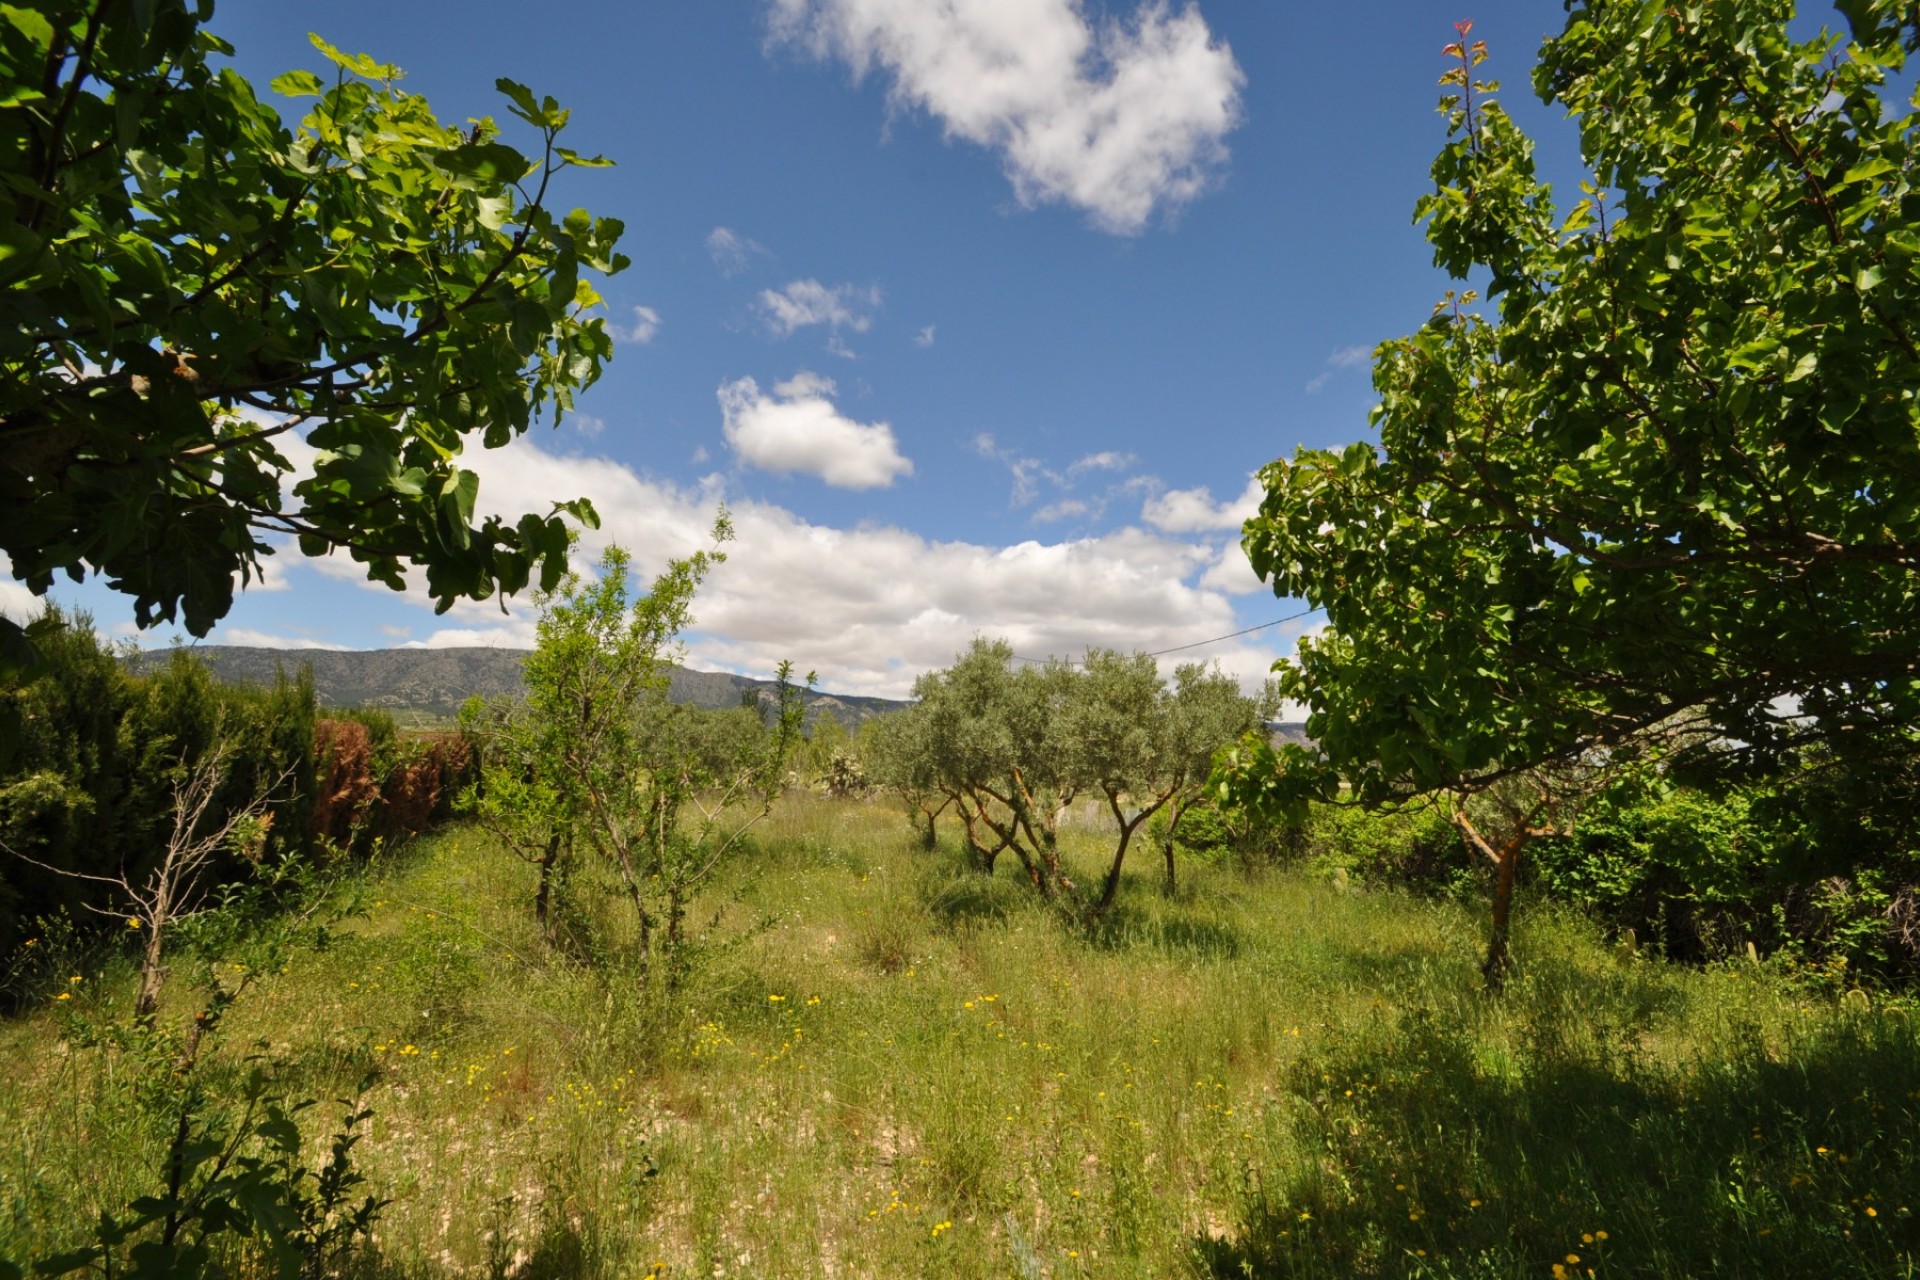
[{"xmin": 0, "ymin": 609, "xmax": 471, "ymax": 959}]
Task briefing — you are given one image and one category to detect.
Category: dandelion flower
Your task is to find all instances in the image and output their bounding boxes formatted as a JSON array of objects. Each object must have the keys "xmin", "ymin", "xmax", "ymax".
[{"xmin": 1566, "ymin": 1254, "xmax": 1581, "ymax": 1265}]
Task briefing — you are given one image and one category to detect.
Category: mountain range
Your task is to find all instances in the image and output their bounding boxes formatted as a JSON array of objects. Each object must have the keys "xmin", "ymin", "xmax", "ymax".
[{"xmin": 126, "ymin": 646, "xmax": 907, "ymax": 730}]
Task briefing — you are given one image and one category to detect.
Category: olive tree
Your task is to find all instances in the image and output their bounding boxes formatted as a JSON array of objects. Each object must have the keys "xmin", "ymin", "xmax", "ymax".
[
  {"xmin": 915, "ymin": 640, "xmax": 1264, "ymax": 916},
  {"xmin": 861, "ymin": 705, "xmax": 951, "ymax": 852}
]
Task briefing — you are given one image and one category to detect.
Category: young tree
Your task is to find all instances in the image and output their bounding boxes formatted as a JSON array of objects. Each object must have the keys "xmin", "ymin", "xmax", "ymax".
[
  {"xmin": 1225, "ymin": 0, "xmax": 1920, "ymax": 980},
  {"xmin": 457, "ymin": 694, "xmax": 575, "ymax": 938},
  {"xmin": 1, "ymin": 2, "xmax": 626, "ymax": 655},
  {"xmin": 862, "ymin": 706, "xmax": 952, "ymax": 852},
  {"xmin": 518, "ymin": 531, "xmax": 805, "ymax": 988},
  {"xmin": 1151, "ymin": 663, "xmax": 1272, "ymax": 895},
  {"xmin": 5, "ymin": 719, "xmax": 290, "ymax": 1020}
]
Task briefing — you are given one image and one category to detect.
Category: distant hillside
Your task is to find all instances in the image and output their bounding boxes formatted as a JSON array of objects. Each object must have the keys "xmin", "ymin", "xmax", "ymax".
[
  {"xmin": 125, "ymin": 646, "xmax": 908, "ymax": 731},
  {"xmin": 1268, "ymin": 721, "xmax": 1312, "ymax": 749}
]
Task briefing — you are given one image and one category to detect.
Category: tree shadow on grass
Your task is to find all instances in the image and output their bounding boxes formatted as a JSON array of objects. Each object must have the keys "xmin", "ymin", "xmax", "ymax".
[
  {"xmin": 1082, "ymin": 902, "xmax": 1246, "ymax": 961},
  {"xmin": 1196, "ymin": 1001, "xmax": 1920, "ymax": 1278}
]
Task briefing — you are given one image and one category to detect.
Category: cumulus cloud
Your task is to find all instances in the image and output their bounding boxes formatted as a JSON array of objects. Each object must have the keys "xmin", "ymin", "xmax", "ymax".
[
  {"xmin": 915, "ymin": 324, "xmax": 936, "ymax": 348},
  {"xmin": 1198, "ymin": 540, "xmax": 1263, "ymax": 595},
  {"xmin": 707, "ymin": 226, "xmax": 769, "ymax": 276},
  {"xmin": 718, "ymin": 371, "xmax": 913, "ymax": 489},
  {"xmin": 1141, "ymin": 474, "xmax": 1262, "ymax": 533},
  {"xmin": 0, "ymin": 567, "xmax": 41, "ymax": 623},
  {"xmin": 374, "ymin": 435, "xmax": 1293, "ymax": 696},
  {"xmin": 767, "ymin": 0, "xmax": 1245, "ymax": 234},
  {"xmin": 757, "ymin": 279, "xmax": 882, "ymax": 337}
]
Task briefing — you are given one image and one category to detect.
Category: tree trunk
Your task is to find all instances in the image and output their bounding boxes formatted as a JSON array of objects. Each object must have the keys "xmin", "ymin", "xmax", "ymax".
[
  {"xmin": 1482, "ymin": 840, "xmax": 1521, "ymax": 990},
  {"xmin": 134, "ymin": 924, "xmax": 167, "ymax": 1023},
  {"xmin": 534, "ymin": 831, "xmax": 561, "ymax": 934},
  {"xmin": 1451, "ymin": 803, "xmax": 1541, "ymax": 993},
  {"xmin": 1161, "ymin": 797, "xmax": 1185, "ymax": 896},
  {"xmin": 1094, "ymin": 824, "xmax": 1137, "ymax": 915},
  {"xmin": 918, "ymin": 806, "xmax": 938, "ymax": 852}
]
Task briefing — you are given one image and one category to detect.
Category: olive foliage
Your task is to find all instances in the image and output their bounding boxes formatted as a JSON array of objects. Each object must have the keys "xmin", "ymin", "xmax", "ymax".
[{"xmin": 886, "ymin": 639, "xmax": 1264, "ymax": 917}]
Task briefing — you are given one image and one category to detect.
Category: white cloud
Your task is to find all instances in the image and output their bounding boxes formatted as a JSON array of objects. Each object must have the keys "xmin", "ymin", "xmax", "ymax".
[
  {"xmin": 0, "ymin": 575, "xmax": 41, "ymax": 624},
  {"xmin": 718, "ymin": 372, "xmax": 913, "ymax": 489},
  {"xmin": 388, "ymin": 435, "xmax": 1295, "ymax": 696},
  {"xmin": 1068, "ymin": 450, "xmax": 1135, "ymax": 477},
  {"xmin": 1033, "ymin": 498, "xmax": 1090, "ymax": 524},
  {"xmin": 1141, "ymin": 474, "xmax": 1262, "ymax": 533},
  {"xmin": 915, "ymin": 324, "xmax": 936, "ymax": 348},
  {"xmin": 768, "ymin": 0, "xmax": 1245, "ymax": 235},
  {"xmin": 757, "ymin": 279, "xmax": 882, "ymax": 337},
  {"xmin": 617, "ymin": 305, "xmax": 661, "ymax": 344},
  {"xmin": 217, "ymin": 628, "xmax": 351, "ymax": 651},
  {"xmin": 973, "ymin": 435, "xmax": 1151, "ymax": 524},
  {"xmin": 1198, "ymin": 540, "xmax": 1263, "ymax": 595},
  {"xmin": 707, "ymin": 226, "xmax": 768, "ymax": 276},
  {"xmin": 1306, "ymin": 343, "xmax": 1375, "ymax": 394},
  {"xmin": 242, "ymin": 550, "xmax": 293, "ymax": 593},
  {"xmin": 404, "ymin": 626, "xmax": 536, "ymax": 650}
]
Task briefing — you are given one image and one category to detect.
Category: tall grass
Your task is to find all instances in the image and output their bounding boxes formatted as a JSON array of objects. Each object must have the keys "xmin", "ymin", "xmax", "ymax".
[{"xmin": 3, "ymin": 793, "xmax": 1917, "ymax": 1277}]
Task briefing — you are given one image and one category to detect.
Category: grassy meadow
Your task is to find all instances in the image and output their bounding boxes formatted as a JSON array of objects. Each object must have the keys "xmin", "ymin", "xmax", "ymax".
[{"xmin": 4, "ymin": 794, "xmax": 1920, "ymax": 1278}]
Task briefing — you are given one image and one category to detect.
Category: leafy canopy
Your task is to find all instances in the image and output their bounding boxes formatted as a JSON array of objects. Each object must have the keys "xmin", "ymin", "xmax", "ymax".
[
  {"xmin": 1231, "ymin": 0, "xmax": 1920, "ymax": 815},
  {"xmin": 0, "ymin": 0, "xmax": 627, "ymax": 649}
]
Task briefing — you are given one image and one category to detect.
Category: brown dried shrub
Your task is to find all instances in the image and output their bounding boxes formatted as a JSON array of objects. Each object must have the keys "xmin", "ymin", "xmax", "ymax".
[{"xmin": 309, "ymin": 719, "xmax": 378, "ymax": 848}]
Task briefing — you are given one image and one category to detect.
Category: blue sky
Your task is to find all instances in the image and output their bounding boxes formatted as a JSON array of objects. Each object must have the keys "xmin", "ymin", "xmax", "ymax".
[{"xmin": 30, "ymin": 0, "xmax": 1604, "ymax": 697}]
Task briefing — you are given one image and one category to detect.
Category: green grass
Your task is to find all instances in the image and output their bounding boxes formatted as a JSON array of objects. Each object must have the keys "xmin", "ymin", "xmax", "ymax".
[{"xmin": 4, "ymin": 794, "xmax": 1919, "ymax": 1277}]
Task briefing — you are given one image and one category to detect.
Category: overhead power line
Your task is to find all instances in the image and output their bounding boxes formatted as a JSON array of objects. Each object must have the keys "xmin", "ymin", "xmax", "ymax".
[{"xmin": 1011, "ymin": 605, "xmax": 1322, "ymax": 666}]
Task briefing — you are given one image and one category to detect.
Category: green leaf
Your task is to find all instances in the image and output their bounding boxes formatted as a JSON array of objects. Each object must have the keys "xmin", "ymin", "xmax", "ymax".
[
  {"xmin": 434, "ymin": 142, "xmax": 533, "ymax": 186},
  {"xmin": 0, "ymin": 5, "xmax": 53, "ymax": 48},
  {"xmin": 307, "ymin": 33, "xmax": 398, "ymax": 80},
  {"xmin": 269, "ymin": 68, "xmax": 325, "ymax": 97},
  {"xmin": 0, "ymin": 221, "xmax": 46, "ymax": 287},
  {"xmin": 495, "ymin": 77, "xmax": 542, "ymax": 122}
]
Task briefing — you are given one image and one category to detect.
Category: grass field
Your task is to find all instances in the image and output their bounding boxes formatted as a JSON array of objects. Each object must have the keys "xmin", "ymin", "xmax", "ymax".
[{"xmin": 4, "ymin": 794, "xmax": 1919, "ymax": 1278}]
